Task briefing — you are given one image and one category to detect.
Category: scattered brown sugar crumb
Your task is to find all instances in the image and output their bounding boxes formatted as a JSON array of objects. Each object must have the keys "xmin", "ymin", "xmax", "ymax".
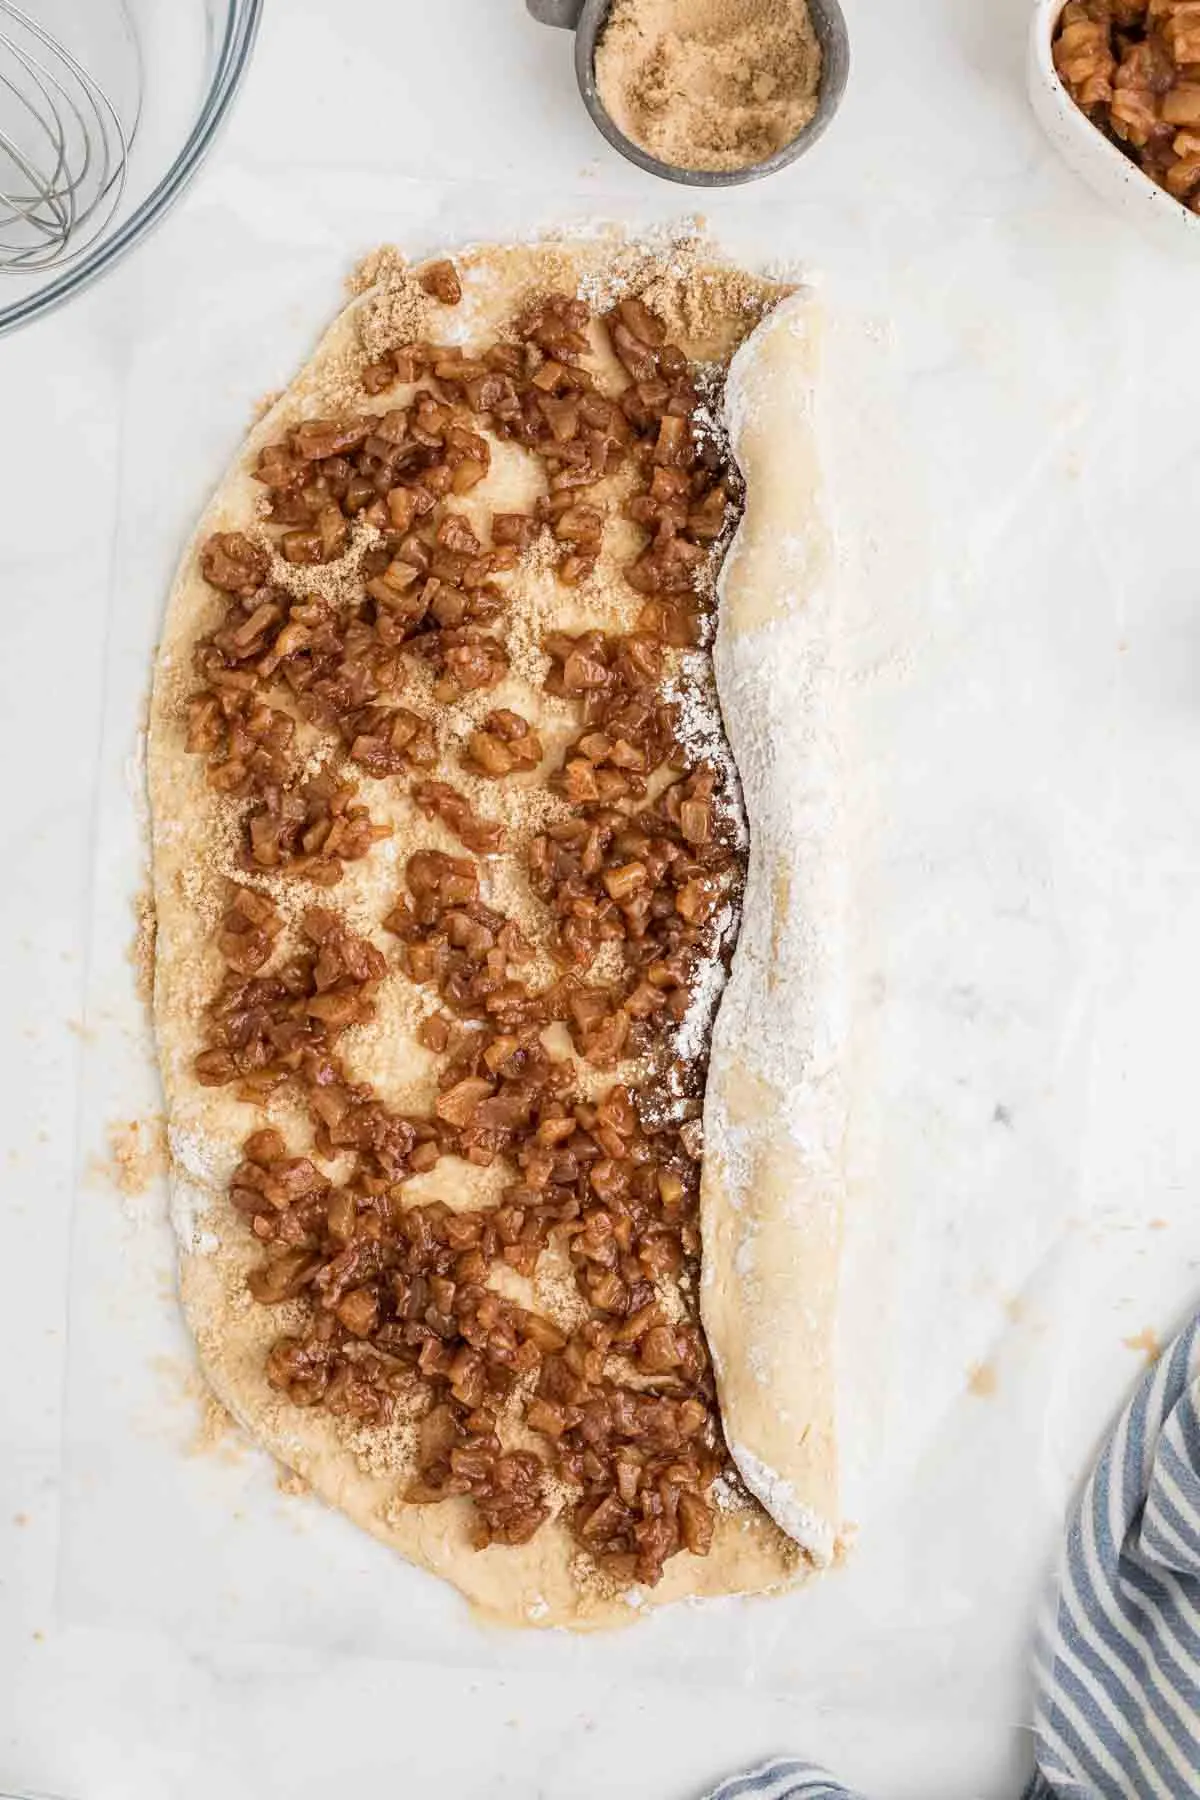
[
  {"xmin": 594, "ymin": 0, "xmax": 822, "ymax": 174},
  {"xmin": 1123, "ymin": 1326, "xmax": 1161, "ymax": 1364},
  {"xmin": 967, "ymin": 1359, "xmax": 998, "ymax": 1398},
  {"xmin": 90, "ymin": 1115, "xmax": 168, "ymax": 1198}
]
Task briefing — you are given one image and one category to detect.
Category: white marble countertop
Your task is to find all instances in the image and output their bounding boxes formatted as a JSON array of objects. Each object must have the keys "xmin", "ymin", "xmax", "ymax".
[{"xmin": 5, "ymin": 1, "xmax": 1200, "ymax": 1795}]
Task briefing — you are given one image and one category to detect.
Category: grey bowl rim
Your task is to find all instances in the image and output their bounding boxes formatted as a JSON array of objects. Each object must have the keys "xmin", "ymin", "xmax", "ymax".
[{"xmin": 572, "ymin": 0, "xmax": 851, "ymax": 188}]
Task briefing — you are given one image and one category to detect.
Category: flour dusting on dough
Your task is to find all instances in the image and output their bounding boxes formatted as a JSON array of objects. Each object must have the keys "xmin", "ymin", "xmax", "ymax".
[{"xmin": 701, "ymin": 292, "xmax": 845, "ymax": 1564}]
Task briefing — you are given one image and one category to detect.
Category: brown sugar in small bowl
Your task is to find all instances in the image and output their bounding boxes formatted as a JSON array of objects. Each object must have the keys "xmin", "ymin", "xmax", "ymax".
[{"xmin": 527, "ymin": 0, "xmax": 851, "ymax": 188}]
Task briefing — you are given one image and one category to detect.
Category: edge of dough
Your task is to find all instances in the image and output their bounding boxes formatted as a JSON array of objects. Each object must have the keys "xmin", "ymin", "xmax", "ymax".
[{"xmin": 701, "ymin": 292, "xmax": 845, "ymax": 1566}]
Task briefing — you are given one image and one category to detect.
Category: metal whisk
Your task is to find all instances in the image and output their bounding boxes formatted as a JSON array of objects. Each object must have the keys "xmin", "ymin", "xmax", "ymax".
[{"xmin": 0, "ymin": 0, "xmax": 138, "ymax": 274}]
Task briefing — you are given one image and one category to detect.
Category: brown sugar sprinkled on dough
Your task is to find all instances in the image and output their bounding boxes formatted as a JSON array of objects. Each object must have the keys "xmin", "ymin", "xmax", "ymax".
[
  {"xmin": 286, "ymin": 245, "xmax": 433, "ymax": 413},
  {"xmin": 341, "ymin": 1402, "xmax": 420, "ymax": 1479},
  {"xmin": 348, "ymin": 244, "xmax": 408, "ymax": 298},
  {"xmin": 595, "ymin": 0, "xmax": 822, "ymax": 174},
  {"xmin": 354, "ymin": 252, "xmax": 430, "ymax": 365},
  {"xmin": 640, "ymin": 264, "xmax": 779, "ymax": 358},
  {"xmin": 265, "ymin": 523, "xmax": 383, "ymax": 611},
  {"xmin": 130, "ymin": 888, "xmax": 157, "ymax": 1011}
]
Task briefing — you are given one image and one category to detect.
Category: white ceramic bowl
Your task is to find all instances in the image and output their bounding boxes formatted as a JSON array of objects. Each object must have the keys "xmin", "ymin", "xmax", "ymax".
[{"xmin": 1028, "ymin": 0, "xmax": 1200, "ymax": 249}]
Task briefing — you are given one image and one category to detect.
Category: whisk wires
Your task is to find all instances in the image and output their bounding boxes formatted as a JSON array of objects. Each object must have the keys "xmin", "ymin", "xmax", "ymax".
[{"xmin": 0, "ymin": 0, "xmax": 139, "ymax": 273}]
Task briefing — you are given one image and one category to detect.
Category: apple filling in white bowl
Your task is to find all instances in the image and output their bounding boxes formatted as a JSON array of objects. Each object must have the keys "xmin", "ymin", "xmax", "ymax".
[{"xmin": 1029, "ymin": 0, "xmax": 1200, "ymax": 246}]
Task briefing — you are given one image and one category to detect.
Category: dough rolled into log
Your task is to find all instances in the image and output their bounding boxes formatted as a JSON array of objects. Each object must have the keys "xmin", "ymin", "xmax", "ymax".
[{"xmin": 702, "ymin": 295, "xmax": 844, "ymax": 1566}]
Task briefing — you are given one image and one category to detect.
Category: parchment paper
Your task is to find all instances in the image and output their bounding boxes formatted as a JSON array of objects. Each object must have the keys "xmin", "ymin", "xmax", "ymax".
[{"xmin": 60, "ymin": 160, "xmax": 1200, "ymax": 1722}]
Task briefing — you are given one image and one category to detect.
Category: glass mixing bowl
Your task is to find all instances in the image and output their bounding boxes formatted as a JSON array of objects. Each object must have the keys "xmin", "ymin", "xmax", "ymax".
[{"xmin": 0, "ymin": 0, "xmax": 263, "ymax": 337}]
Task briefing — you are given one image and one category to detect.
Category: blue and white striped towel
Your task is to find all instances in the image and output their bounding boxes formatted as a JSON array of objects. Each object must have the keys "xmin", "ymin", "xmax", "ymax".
[{"xmin": 707, "ymin": 1314, "xmax": 1200, "ymax": 1800}]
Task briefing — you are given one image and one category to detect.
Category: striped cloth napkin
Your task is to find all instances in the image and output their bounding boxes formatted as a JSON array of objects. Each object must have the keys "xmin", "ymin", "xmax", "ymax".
[{"xmin": 707, "ymin": 1314, "xmax": 1200, "ymax": 1800}]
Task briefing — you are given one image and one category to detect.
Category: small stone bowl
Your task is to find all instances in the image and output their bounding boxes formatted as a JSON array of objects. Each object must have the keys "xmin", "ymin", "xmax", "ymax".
[{"xmin": 527, "ymin": 0, "xmax": 850, "ymax": 188}]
